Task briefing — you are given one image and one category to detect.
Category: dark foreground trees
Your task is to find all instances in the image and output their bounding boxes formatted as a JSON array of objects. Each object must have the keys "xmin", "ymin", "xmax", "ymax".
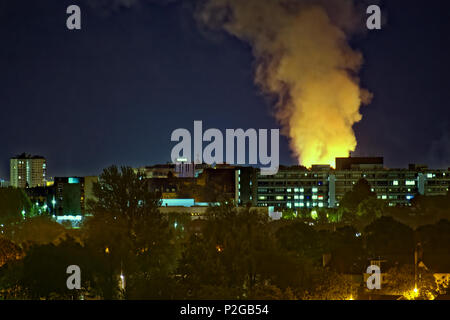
[
  {"xmin": 0, "ymin": 237, "xmax": 92, "ymax": 299},
  {"xmin": 1, "ymin": 165, "xmax": 447, "ymax": 300},
  {"xmin": 0, "ymin": 187, "xmax": 32, "ymax": 225},
  {"xmin": 177, "ymin": 202, "xmax": 308, "ymax": 299},
  {"xmin": 83, "ymin": 166, "xmax": 178, "ymax": 299}
]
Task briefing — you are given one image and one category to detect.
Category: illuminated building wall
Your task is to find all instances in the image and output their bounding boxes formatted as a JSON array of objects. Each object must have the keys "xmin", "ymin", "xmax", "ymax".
[
  {"xmin": 53, "ymin": 176, "xmax": 97, "ymax": 215},
  {"xmin": 10, "ymin": 153, "xmax": 46, "ymax": 188},
  {"xmin": 239, "ymin": 158, "xmax": 450, "ymax": 209}
]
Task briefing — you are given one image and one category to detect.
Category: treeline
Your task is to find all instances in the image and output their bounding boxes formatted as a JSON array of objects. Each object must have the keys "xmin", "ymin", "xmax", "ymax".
[{"xmin": 0, "ymin": 166, "xmax": 449, "ymax": 300}]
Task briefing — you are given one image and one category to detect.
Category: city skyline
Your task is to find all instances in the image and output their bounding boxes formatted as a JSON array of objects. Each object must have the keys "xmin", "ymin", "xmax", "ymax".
[
  {"xmin": 1, "ymin": 1, "xmax": 450, "ymax": 179},
  {"xmin": 1, "ymin": 0, "xmax": 449, "ymax": 304}
]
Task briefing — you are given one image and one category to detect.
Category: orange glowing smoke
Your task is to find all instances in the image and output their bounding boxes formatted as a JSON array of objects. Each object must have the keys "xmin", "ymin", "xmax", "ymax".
[{"xmin": 198, "ymin": 0, "xmax": 372, "ymax": 168}]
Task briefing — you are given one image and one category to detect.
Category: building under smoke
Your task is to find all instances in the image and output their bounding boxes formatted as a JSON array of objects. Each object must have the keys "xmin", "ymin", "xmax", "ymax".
[
  {"xmin": 238, "ymin": 157, "xmax": 450, "ymax": 209},
  {"xmin": 140, "ymin": 157, "xmax": 450, "ymax": 211}
]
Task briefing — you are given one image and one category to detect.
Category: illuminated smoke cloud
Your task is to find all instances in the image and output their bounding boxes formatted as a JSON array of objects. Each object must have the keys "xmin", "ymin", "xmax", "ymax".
[{"xmin": 197, "ymin": 0, "xmax": 372, "ymax": 167}]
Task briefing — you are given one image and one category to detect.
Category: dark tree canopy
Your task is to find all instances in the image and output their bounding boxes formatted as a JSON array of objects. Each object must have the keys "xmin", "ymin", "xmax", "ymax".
[
  {"xmin": 83, "ymin": 166, "xmax": 177, "ymax": 299},
  {"xmin": 0, "ymin": 187, "xmax": 31, "ymax": 225},
  {"xmin": 340, "ymin": 179, "xmax": 376, "ymax": 212},
  {"xmin": 364, "ymin": 216, "xmax": 415, "ymax": 263}
]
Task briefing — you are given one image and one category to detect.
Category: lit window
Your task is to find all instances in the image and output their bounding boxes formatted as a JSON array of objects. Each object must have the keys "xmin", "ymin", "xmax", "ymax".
[
  {"xmin": 405, "ymin": 180, "xmax": 415, "ymax": 186},
  {"xmin": 393, "ymin": 180, "xmax": 399, "ymax": 186},
  {"xmin": 312, "ymin": 187, "xmax": 318, "ymax": 193}
]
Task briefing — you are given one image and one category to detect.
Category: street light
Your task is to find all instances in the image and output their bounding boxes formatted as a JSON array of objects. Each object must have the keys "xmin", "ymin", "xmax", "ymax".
[{"xmin": 120, "ymin": 273, "xmax": 125, "ymax": 290}]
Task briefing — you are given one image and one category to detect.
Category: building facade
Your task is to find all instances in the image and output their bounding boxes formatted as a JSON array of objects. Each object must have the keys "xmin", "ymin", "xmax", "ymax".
[
  {"xmin": 53, "ymin": 176, "xmax": 97, "ymax": 215},
  {"xmin": 10, "ymin": 153, "xmax": 46, "ymax": 188},
  {"xmin": 238, "ymin": 157, "xmax": 450, "ymax": 209}
]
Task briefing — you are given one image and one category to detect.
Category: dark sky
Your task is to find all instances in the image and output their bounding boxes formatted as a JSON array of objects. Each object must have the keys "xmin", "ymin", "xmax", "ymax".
[{"xmin": 1, "ymin": 0, "xmax": 449, "ymax": 179}]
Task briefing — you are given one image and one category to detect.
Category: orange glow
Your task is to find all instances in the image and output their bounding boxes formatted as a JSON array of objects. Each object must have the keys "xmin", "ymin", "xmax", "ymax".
[{"xmin": 199, "ymin": 1, "xmax": 370, "ymax": 168}]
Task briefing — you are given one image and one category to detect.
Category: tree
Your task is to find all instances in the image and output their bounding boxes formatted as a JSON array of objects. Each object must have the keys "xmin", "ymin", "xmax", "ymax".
[
  {"xmin": 0, "ymin": 187, "xmax": 32, "ymax": 225},
  {"xmin": 328, "ymin": 226, "xmax": 365, "ymax": 273},
  {"xmin": 248, "ymin": 283, "xmax": 297, "ymax": 300},
  {"xmin": 355, "ymin": 198, "xmax": 386, "ymax": 230},
  {"xmin": 301, "ymin": 269, "xmax": 357, "ymax": 300},
  {"xmin": 178, "ymin": 202, "xmax": 304, "ymax": 299},
  {"xmin": 5, "ymin": 216, "xmax": 67, "ymax": 246},
  {"xmin": 340, "ymin": 179, "xmax": 376, "ymax": 213},
  {"xmin": 416, "ymin": 219, "xmax": 450, "ymax": 275},
  {"xmin": 0, "ymin": 237, "xmax": 22, "ymax": 268},
  {"xmin": 379, "ymin": 264, "xmax": 438, "ymax": 300},
  {"xmin": 364, "ymin": 216, "xmax": 414, "ymax": 263},
  {"xmin": 275, "ymin": 221, "xmax": 321, "ymax": 262},
  {"xmin": 83, "ymin": 166, "xmax": 177, "ymax": 299},
  {"xmin": 0, "ymin": 237, "xmax": 93, "ymax": 299}
]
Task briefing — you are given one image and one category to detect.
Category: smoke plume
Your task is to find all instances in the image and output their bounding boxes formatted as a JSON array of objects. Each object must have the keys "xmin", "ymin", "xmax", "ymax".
[{"xmin": 197, "ymin": 0, "xmax": 372, "ymax": 167}]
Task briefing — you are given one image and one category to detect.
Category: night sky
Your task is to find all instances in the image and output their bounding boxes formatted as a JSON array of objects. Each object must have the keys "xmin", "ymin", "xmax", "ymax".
[{"xmin": 1, "ymin": 0, "xmax": 449, "ymax": 179}]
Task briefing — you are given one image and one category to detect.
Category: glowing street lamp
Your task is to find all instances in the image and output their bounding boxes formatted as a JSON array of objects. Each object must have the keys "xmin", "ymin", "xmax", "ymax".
[{"xmin": 120, "ymin": 273, "xmax": 125, "ymax": 290}]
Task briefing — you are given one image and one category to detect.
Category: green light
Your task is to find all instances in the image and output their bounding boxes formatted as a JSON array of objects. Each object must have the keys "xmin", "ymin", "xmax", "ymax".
[{"xmin": 68, "ymin": 177, "xmax": 79, "ymax": 184}]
